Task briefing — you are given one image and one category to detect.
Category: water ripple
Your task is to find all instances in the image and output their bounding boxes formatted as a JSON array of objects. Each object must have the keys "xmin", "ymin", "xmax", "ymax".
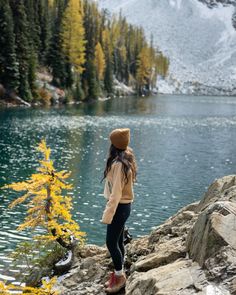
[{"xmin": 1, "ymin": 95, "xmax": 236, "ymax": 280}]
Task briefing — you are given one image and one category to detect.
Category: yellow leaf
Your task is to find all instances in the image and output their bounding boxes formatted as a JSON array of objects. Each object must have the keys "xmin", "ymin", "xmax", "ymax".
[{"xmin": 61, "ymin": 0, "xmax": 86, "ymax": 74}]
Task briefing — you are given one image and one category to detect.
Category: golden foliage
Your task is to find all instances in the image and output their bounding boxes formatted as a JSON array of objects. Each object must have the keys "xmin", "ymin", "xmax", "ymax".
[
  {"xmin": 48, "ymin": 0, "xmax": 54, "ymax": 8},
  {"xmin": 156, "ymin": 52, "xmax": 169, "ymax": 78},
  {"xmin": 137, "ymin": 46, "xmax": 169, "ymax": 91},
  {"xmin": 137, "ymin": 47, "xmax": 152, "ymax": 87},
  {"xmin": 61, "ymin": 0, "xmax": 86, "ymax": 74},
  {"xmin": 2, "ymin": 139, "xmax": 85, "ymax": 244},
  {"xmin": 38, "ymin": 88, "xmax": 52, "ymax": 105},
  {"xmin": 102, "ymin": 29, "xmax": 112, "ymax": 56},
  {"xmin": 94, "ymin": 42, "xmax": 105, "ymax": 81},
  {"xmin": 0, "ymin": 277, "xmax": 59, "ymax": 294},
  {"xmin": 119, "ymin": 45, "xmax": 127, "ymax": 63}
]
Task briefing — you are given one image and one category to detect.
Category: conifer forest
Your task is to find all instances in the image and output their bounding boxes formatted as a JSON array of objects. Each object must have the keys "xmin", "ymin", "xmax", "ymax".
[{"xmin": 0, "ymin": 0, "xmax": 169, "ymax": 104}]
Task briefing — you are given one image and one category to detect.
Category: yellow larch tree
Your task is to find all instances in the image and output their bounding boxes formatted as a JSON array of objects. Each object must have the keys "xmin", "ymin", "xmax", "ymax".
[
  {"xmin": 136, "ymin": 46, "xmax": 152, "ymax": 94},
  {"xmin": 94, "ymin": 42, "xmax": 105, "ymax": 81},
  {"xmin": 102, "ymin": 29, "xmax": 112, "ymax": 56},
  {"xmin": 61, "ymin": 0, "xmax": 86, "ymax": 74},
  {"xmin": 110, "ymin": 16, "xmax": 121, "ymax": 50},
  {"xmin": 2, "ymin": 139, "xmax": 85, "ymax": 245}
]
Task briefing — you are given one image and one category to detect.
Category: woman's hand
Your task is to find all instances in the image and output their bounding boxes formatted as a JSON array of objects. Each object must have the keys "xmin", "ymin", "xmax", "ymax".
[{"xmin": 100, "ymin": 218, "xmax": 111, "ymax": 225}]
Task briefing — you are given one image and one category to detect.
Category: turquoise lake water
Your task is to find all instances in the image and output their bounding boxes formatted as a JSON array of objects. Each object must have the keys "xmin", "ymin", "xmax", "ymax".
[{"xmin": 1, "ymin": 94, "xmax": 236, "ymax": 280}]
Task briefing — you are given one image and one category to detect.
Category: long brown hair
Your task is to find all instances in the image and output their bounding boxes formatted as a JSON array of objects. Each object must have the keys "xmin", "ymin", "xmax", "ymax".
[{"xmin": 103, "ymin": 144, "xmax": 137, "ymax": 184}]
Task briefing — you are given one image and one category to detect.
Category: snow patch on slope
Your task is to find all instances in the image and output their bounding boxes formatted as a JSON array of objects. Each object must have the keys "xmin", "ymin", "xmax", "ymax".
[
  {"xmin": 99, "ymin": 0, "xmax": 236, "ymax": 95},
  {"xmin": 169, "ymin": 0, "xmax": 183, "ymax": 9}
]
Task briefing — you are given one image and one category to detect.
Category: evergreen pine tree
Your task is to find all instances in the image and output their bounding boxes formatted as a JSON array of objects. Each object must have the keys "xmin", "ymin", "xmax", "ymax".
[
  {"xmin": 10, "ymin": 0, "xmax": 32, "ymax": 101},
  {"xmin": 84, "ymin": 59, "xmax": 99, "ymax": 100},
  {"xmin": 0, "ymin": 0, "xmax": 19, "ymax": 91},
  {"xmin": 101, "ymin": 27, "xmax": 114, "ymax": 95},
  {"xmin": 104, "ymin": 54, "xmax": 113, "ymax": 95},
  {"xmin": 47, "ymin": 0, "xmax": 68, "ymax": 87},
  {"xmin": 38, "ymin": 0, "xmax": 51, "ymax": 64},
  {"xmin": 65, "ymin": 59, "xmax": 74, "ymax": 88},
  {"xmin": 24, "ymin": 0, "xmax": 42, "ymax": 63},
  {"xmin": 83, "ymin": 1, "xmax": 103, "ymax": 99},
  {"xmin": 74, "ymin": 78, "xmax": 84, "ymax": 101},
  {"xmin": 28, "ymin": 48, "xmax": 38, "ymax": 99}
]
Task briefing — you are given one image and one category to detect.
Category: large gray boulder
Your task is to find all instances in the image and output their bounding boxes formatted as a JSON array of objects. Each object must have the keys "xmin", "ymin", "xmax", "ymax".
[
  {"xmin": 56, "ymin": 175, "xmax": 236, "ymax": 294},
  {"xmin": 131, "ymin": 237, "xmax": 186, "ymax": 272},
  {"xmin": 187, "ymin": 201, "xmax": 236, "ymax": 267},
  {"xmin": 126, "ymin": 259, "xmax": 230, "ymax": 295},
  {"xmin": 197, "ymin": 175, "xmax": 236, "ymax": 211}
]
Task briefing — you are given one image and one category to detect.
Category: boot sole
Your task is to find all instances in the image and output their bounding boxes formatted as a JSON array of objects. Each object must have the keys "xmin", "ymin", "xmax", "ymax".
[{"xmin": 105, "ymin": 283, "xmax": 126, "ymax": 294}]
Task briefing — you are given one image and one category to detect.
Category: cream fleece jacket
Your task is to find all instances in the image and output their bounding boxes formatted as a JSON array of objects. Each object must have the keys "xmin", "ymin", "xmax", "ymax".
[{"xmin": 102, "ymin": 161, "xmax": 134, "ymax": 224}]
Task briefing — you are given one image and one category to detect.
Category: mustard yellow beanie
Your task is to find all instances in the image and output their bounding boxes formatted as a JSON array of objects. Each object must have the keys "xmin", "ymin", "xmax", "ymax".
[{"xmin": 109, "ymin": 128, "xmax": 130, "ymax": 150}]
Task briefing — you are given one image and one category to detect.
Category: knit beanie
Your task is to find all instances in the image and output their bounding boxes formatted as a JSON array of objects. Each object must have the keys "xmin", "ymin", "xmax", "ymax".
[{"xmin": 109, "ymin": 128, "xmax": 130, "ymax": 150}]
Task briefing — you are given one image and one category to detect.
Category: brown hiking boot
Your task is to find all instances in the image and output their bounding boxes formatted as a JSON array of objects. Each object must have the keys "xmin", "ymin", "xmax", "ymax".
[
  {"xmin": 105, "ymin": 273, "xmax": 126, "ymax": 294},
  {"xmin": 104, "ymin": 272, "xmax": 115, "ymax": 288}
]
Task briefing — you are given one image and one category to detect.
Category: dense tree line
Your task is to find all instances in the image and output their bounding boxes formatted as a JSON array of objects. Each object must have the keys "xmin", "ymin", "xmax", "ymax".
[{"xmin": 0, "ymin": 0, "xmax": 169, "ymax": 102}]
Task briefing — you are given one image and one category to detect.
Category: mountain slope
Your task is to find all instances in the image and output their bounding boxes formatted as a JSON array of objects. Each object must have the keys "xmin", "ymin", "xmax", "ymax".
[{"xmin": 99, "ymin": 0, "xmax": 236, "ymax": 95}]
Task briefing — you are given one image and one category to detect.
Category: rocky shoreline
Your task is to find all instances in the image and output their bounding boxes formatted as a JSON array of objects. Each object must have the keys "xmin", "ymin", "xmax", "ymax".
[
  {"xmin": 0, "ymin": 72, "xmax": 136, "ymax": 108},
  {"xmin": 55, "ymin": 175, "xmax": 236, "ymax": 294}
]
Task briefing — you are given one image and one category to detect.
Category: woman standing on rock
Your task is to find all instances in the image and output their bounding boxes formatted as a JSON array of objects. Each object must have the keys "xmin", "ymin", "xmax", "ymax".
[{"xmin": 101, "ymin": 128, "xmax": 137, "ymax": 294}]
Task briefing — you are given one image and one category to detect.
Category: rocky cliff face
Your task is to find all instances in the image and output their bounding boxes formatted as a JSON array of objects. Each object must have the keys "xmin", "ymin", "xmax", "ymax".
[
  {"xmin": 199, "ymin": 0, "xmax": 236, "ymax": 31},
  {"xmin": 56, "ymin": 175, "xmax": 236, "ymax": 294},
  {"xmin": 198, "ymin": 0, "xmax": 236, "ymax": 8}
]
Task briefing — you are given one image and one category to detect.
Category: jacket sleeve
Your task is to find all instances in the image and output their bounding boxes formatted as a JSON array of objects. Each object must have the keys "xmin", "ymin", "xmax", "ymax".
[{"xmin": 101, "ymin": 162, "xmax": 124, "ymax": 224}]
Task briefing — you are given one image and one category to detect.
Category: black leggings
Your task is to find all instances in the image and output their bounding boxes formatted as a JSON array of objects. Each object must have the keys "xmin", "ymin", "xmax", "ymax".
[{"xmin": 106, "ymin": 203, "xmax": 131, "ymax": 271}]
